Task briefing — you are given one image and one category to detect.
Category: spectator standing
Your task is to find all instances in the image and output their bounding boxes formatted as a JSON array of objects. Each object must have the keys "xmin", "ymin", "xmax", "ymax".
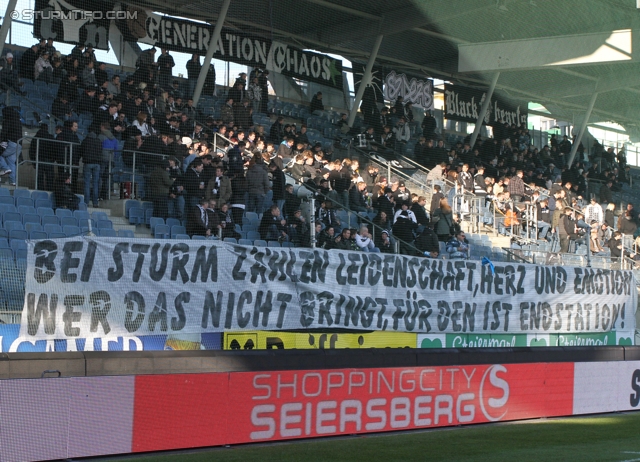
[
  {"xmin": 79, "ymin": 132, "xmax": 102, "ymax": 207},
  {"xmin": 157, "ymin": 48, "xmax": 175, "ymax": 91},
  {"xmin": 310, "ymin": 92, "xmax": 324, "ymax": 113},
  {"xmin": 246, "ymin": 159, "xmax": 270, "ymax": 213},
  {"xmin": 186, "ymin": 54, "xmax": 201, "ymax": 99}
]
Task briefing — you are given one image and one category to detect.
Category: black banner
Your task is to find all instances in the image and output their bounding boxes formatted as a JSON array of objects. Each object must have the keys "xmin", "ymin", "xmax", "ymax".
[
  {"xmin": 33, "ymin": 0, "xmax": 111, "ymax": 49},
  {"xmin": 444, "ymin": 83, "xmax": 528, "ymax": 127},
  {"xmin": 122, "ymin": 10, "xmax": 344, "ymax": 90}
]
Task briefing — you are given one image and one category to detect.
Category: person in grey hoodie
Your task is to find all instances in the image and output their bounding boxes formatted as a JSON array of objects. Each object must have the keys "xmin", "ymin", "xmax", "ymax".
[{"xmin": 246, "ymin": 158, "xmax": 270, "ymax": 213}]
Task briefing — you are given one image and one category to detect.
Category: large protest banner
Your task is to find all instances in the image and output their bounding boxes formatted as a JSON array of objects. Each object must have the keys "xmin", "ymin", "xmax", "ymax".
[{"xmin": 20, "ymin": 238, "xmax": 636, "ymax": 342}]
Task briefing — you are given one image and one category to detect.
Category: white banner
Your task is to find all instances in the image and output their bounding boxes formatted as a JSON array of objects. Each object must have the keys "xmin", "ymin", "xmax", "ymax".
[{"xmin": 20, "ymin": 238, "xmax": 636, "ymax": 341}]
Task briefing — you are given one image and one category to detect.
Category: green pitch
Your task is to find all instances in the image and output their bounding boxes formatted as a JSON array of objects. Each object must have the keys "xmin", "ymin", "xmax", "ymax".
[{"xmin": 114, "ymin": 411, "xmax": 640, "ymax": 461}]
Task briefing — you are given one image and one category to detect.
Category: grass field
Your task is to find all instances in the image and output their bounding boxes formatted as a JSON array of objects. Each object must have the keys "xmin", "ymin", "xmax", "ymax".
[{"xmin": 111, "ymin": 412, "xmax": 640, "ymax": 462}]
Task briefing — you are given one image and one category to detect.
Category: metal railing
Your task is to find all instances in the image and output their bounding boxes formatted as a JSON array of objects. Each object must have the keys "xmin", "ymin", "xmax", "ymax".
[{"xmin": 20, "ymin": 135, "xmax": 167, "ymax": 199}]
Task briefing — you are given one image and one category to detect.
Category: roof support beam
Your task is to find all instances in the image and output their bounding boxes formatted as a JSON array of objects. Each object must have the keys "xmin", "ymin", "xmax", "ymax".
[
  {"xmin": 192, "ymin": 0, "xmax": 231, "ymax": 106},
  {"xmin": 568, "ymin": 91, "xmax": 598, "ymax": 168},
  {"xmin": 348, "ymin": 35, "xmax": 383, "ymax": 128},
  {"xmin": 469, "ymin": 72, "xmax": 500, "ymax": 149},
  {"xmin": 0, "ymin": 0, "xmax": 18, "ymax": 61}
]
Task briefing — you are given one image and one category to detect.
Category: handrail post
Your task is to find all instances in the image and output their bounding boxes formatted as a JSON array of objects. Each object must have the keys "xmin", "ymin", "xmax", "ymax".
[
  {"xmin": 131, "ymin": 150, "xmax": 136, "ymax": 200},
  {"xmin": 35, "ymin": 138, "xmax": 40, "ymax": 190}
]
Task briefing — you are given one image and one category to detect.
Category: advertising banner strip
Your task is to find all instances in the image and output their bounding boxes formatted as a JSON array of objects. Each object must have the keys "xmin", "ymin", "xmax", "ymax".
[
  {"xmin": 131, "ymin": 363, "xmax": 575, "ymax": 449},
  {"xmin": 21, "ymin": 238, "xmax": 636, "ymax": 341},
  {"xmin": 7, "ymin": 361, "xmax": 640, "ymax": 460}
]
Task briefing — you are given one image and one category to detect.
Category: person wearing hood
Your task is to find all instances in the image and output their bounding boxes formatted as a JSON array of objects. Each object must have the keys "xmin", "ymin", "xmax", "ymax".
[
  {"xmin": 79, "ymin": 131, "xmax": 102, "ymax": 207},
  {"xmin": 0, "ymin": 106, "xmax": 22, "ymax": 185}
]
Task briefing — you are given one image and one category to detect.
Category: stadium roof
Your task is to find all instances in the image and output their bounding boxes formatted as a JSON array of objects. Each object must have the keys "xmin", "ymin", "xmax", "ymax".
[{"xmin": 126, "ymin": 0, "xmax": 640, "ymax": 134}]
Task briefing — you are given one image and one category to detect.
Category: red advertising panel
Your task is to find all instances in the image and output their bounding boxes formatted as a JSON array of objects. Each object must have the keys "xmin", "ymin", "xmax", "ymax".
[
  {"xmin": 129, "ymin": 363, "xmax": 574, "ymax": 450},
  {"xmin": 132, "ymin": 373, "xmax": 230, "ymax": 452},
  {"xmin": 225, "ymin": 363, "xmax": 574, "ymax": 444}
]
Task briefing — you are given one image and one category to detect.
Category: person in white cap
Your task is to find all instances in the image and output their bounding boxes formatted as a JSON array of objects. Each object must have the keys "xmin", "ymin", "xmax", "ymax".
[{"xmin": 0, "ymin": 53, "xmax": 22, "ymax": 93}]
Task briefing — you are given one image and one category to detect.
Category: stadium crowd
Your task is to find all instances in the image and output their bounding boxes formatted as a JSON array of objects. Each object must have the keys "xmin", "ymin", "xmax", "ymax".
[{"xmin": 0, "ymin": 42, "xmax": 637, "ymax": 262}]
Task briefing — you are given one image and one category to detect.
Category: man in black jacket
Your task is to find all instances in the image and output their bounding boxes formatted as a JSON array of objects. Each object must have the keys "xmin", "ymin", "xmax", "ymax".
[
  {"xmin": 79, "ymin": 132, "xmax": 103, "ymax": 207},
  {"xmin": 269, "ymin": 161, "xmax": 286, "ymax": 211},
  {"xmin": 259, "ymin": 204, "xmax": 288, "ymax": 241},
  {"xmin": 414, "ymin": 226, "xmax": 439, "ymax": 257},
  {"xmin": 183, "ymin": 158, "xmax": 206, "ymax": 208},
  {"xmin": 411, "ymin": 196, "xmax": 430, "ymax": 227}
]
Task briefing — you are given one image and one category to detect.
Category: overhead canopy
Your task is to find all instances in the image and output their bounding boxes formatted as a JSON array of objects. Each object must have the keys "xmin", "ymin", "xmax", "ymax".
[{"xmin": 101, "ymin": 0, "xmax": 640, "ymax": 131}]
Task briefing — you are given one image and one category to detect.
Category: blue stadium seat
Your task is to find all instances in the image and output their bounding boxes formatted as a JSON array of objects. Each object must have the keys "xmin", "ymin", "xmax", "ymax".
[
  {"xmin": 22, "ymin": 214, "xmax": 40, "ymax": 225},
  {"xmin": 118, "ymin": 229, "xmax": 135, "ymax": 238},
  {"xmin": 125, "ymin": 200, "xmax": 141, "ymax": 218},
  {"xmin": 254, "ymin": 239, "xmax": 267, "ymax": 247},
  {"xmin": 12, "ymin": 189, "xmax": 31, "ymax": 200},
  {"xmin": 92, "ymin": 211, "xmax": 109, "ymax": 222},
  {"xmin": 98, "ymin": 228, "xmax": 117, "ymax": 237},
  {"xmin": 9, "ymin": 230, "xmax": 28, "ymax": 241},
  {"xmin": 97, "ymin": 220, "xmax": 113, "ymax": 229},
  {"xmin": 78, "ymin": 218, "xmax": 96, "ymax": 229},
  {"xmin": 73, "ymin": 210, "xmax": 90, "ymax": 221},
  {"xmin": 0, "ymin": 188, "xmax": 9, "ymax": 196},
  {"xmin": 128, "ymin": 207, "xmax": 144, "ymax": 225},
  {"xmin": 35, "ymin": 199, "xmax": 53, "ymax": 209},
  {"xmin": 247, "ymin": 231, "xmax": 260, "ymax": 241},
  {"xmin": 63, "ymin": 225, "xmax": 81, "ymax": 236},
  {"xmin": 166, "ymin": 218, "xmax": 181, "ymax": 229},
  {"xmin": 44, "ymin": 223, "xmax": 62, "ymax": 235},
  {"xmin": 0, "ymin": 204, "xmax": 16, "ymax": 214},
  {"xmin": 223, "ymin": 237, "xmax": 237, "ymax": 244},
  {"xmin": 31, "ymin": 191, "xmax": 49, "ymax": 202},
  {"xmin": 25, "ymin": 223, "xmax": 43, "ymax": 234},
  {"xmin": 154, "ymin": 224, "xmax": 170, "ymax": 239},
  {"xmin": 18, "ymin": 205, "xmax": 36, "ymax": 215},
  {"xmin": 55, "ymin": 208, "xmax": 73, "ymax": 218},
  {"xmin": 191, "ymin": 235, "xmax": 207, "ymax": 240},
  {"xmin": 149, "ymin": 217, "xmax": 164, "ymax": 233},
  {"xmin": 41, "ymin": 215, "xmax": 59, "ymax": 226},
  {"xmin": 30, "ymin": 230, "xmax": 48, "ymax": 240},
  {"xmin": 60, "ymin": 216, "xmax": 78, "ymax": 227},
  {"xmin": 267, "ymin": 240, "xmax": 281, "ymax": 248},
  {"xmin": 15, "ymin": 197, "xmax": 33, "ymax": 208},
  {"xmin": 48, "ymin": 232, "xmax": 66, "ymax": 239},
  {"xmin": 4, "ymin": 212, "xmax": 21, "ymax": 223},
  {"xmin": 174, "ymin": 234, "xmax": 190, "ymax": 240},
  {"xmin": 238, "ymin": 239, "xmax": 253, "ymax": 246},
  {"xmin": 0, "ymin": 196, "xmax": 14, "ymax": 206},
  {"xmin": 170, "ymin": 225, "xmax": 186, "ymax": 238}
]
